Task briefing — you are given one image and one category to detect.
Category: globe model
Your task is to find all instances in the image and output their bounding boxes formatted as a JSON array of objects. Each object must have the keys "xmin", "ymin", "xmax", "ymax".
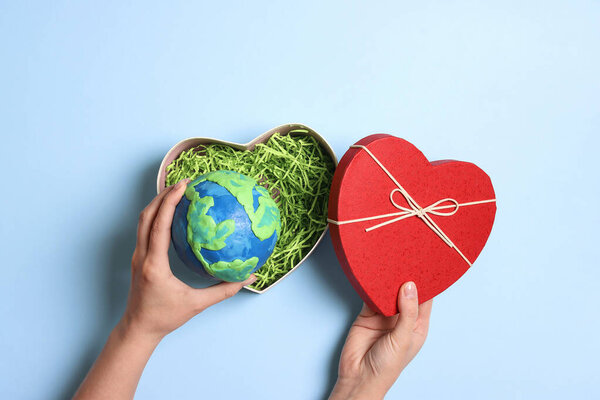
[{"xmin": 171, "ymin": 170, "xmax": 281, "ymax": 282}]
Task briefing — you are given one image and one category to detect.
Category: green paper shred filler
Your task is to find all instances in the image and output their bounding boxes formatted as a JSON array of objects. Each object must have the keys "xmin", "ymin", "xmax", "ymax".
[{"xmin": 165, "ymin": 131, "xmax": 336, "ymax": 291}]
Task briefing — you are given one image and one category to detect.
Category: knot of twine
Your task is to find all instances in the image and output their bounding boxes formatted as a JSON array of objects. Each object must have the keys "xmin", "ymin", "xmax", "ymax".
[{"xmin": 327, "ymin": 144, "xmax": 496, "ymax": 267}]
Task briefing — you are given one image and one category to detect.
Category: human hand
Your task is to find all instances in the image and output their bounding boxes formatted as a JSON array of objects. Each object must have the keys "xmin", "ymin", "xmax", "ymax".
[
  {"xmin": 330, "ymin": 282, "xmax": 433, "ymax": 400},
  {"xmin": 74, "ymin": 179, "xmax": 256, "ymax": 400},
  {"xmin": 120, "ymin": 178, "xmax": 256, "ymax": 342}
]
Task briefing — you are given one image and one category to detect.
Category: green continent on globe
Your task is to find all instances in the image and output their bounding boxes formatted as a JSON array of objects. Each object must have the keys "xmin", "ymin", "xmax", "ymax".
[
  {"xmin": 184, "ymin": 170, "xmax": 280, "ymax": 282},
  {"xmin": 185, "ymin": 191, "xmax": 235, "ymax": 251},
  {"xmin": 204, "ymin": 258, "xmax": 259, "ymax": 282},
  {"xmin": 202, "ymin": 170, "xmax": 280, "ymax": 240}
]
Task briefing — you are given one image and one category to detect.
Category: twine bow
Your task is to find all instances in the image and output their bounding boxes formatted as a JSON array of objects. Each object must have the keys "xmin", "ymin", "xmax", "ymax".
[{"xmin": 327, "ymin": 144, "xmax": 496, "ymax": 267}]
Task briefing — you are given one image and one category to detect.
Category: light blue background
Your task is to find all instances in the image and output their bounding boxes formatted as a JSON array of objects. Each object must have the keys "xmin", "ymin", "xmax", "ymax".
[{"xmin": 1, "ymin": 1, "xmax": 598, "ymax": 399}]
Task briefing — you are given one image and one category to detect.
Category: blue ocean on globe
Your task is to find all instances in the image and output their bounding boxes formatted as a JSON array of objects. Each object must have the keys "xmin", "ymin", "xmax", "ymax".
[{"xmin": 171, "ymin": 170, "xmax": 281, "ymax": 282}]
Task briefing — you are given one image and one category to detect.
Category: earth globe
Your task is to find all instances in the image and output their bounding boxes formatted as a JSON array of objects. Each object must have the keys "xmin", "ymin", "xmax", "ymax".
[{"xmin": 171, "ymin": 170, "xmax": 281, "ymax": 282}]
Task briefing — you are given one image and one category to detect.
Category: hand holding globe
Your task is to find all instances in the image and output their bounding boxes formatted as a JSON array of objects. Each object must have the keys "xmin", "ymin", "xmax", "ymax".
[{"xmin": 171, "ymin": 170, "xmax": 281, "ymax": 282}]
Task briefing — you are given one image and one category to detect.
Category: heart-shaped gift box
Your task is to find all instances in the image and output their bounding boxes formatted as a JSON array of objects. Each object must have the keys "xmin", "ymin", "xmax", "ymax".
[
  {"xmin": 157, "ymin": 124, "xmax": 338, "ymax": 293},
  {"xmin": 328, "ymin": 134, "xmax": 496, "ymax": 316}
]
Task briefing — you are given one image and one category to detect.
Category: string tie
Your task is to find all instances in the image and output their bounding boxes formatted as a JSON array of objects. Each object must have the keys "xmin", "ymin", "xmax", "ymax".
[{"xmin": 327, "ymin": 144, "xmax": 496, "ymax": 267}]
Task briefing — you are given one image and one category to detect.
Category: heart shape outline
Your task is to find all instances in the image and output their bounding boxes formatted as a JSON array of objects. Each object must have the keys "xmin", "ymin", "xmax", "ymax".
[
  {"xmin": 157, "ymin": 123, "xmax": 338, "ymax": 293},
  {"xmin": 328, "ymin": 134, "xmax": 496, "ymax": 316}
]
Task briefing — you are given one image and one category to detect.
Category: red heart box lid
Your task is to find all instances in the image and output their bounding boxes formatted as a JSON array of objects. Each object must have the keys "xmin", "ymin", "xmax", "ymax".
[{"xmin": 327, "ymin": 134, "xmax": 497, "ymax": 316}]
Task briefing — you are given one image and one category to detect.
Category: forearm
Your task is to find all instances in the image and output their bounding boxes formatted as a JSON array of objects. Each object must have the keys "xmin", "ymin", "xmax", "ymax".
[{"xmin": 73, "ymin": 320, "xmax": 162, "ymax": 400}]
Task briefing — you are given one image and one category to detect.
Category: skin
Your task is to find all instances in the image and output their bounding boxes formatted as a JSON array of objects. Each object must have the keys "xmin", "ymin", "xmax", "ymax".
[
  {"xmin": 330, "ymin": 284, "xmax": 433, "ymax": 399},
  {"xmin": 73, "ymin": 179, "xmax": 256, "ymax": 400},
  {"xmin": 73, "ymin": 179, "xmax": 433, "ymax": 399}
]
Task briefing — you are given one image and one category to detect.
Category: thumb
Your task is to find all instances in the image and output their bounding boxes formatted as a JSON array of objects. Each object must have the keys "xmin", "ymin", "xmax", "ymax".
[
  {"xmin": 390, "ymin": 281, "xmax": 419, "ymax": 345},
  {"xmin": 194, "ymin": 274, "xmax": 257, "ymax": 310}
]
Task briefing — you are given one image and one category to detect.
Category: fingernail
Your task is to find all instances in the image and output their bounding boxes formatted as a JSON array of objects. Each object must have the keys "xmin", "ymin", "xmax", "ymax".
[
  {"xmin": 404, "ymin": 282, "xmax": 416, "ymax": 299},
  {"xmin": 176, "ymin": 179, "xmax": 187, "ymax": 189},
  {"xmin": 244, "ymin": 274, "xmax": 257, "ymax": 285}
]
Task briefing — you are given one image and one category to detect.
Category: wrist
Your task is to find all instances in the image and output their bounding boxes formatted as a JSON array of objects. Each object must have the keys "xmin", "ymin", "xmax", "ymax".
[
  {"xmin": 115, "ymin": 316, "xmax": 164, "ymax": 348},
  {"xmin": 330, "ymin": 377, "xmax": 388, "ymax": 400}
]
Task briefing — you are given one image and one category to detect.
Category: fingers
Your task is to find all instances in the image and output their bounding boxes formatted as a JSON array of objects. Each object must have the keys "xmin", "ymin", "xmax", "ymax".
[
  {"xmin": 390, "ymin": 281, "xmax": 419, "ymax": 343},
  {"xmin": 194, "ymin": 275, "xmax": 257, "ymax": 310},
  {"xmin": 136, "ymin": 184, "xmax": 176, "ymax": 257},
  {"xmin": 358, "ymin": 302, "xmax": 376, "ymax": 318},
  {"xmin": 146, "ymin": 178, "xmax": 190, "ymax": 262}
]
